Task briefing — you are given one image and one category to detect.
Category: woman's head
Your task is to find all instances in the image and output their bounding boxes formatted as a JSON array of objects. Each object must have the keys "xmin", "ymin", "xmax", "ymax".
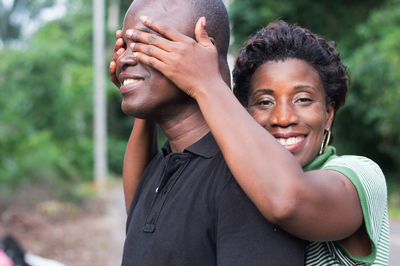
[
  {"xmin": 233, "ymin": 21, "xmax": 349, "ymax": 166},
  {"xmin": 233, "ymin": 21, "xmax": 348, "ymax": 112}
]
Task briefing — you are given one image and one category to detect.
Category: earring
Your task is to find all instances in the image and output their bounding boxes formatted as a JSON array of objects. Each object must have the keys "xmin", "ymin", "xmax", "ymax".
[{"xmin": 319, "ymin": 129, "xmax": 331, "ymax": 155}]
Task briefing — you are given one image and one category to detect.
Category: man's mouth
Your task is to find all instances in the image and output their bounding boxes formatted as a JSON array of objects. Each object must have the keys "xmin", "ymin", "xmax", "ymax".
[
  {"xmin": 119, "ymin": 74, "xmax": 145, "ymax": 95},
  {"xmin": 123, "ymin": 78, "xmax": 143, "ymax": 86}
]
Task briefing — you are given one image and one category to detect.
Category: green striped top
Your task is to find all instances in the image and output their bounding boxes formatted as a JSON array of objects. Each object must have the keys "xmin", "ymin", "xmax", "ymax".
[{"xmin": 303, "ymin": 146, "xmax": 390, "ymax": 265}]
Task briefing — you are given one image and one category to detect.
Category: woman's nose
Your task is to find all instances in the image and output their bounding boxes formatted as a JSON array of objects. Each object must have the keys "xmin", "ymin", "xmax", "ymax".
[{"xmin": 269, "ymin": 103, "xmax": 299, "ymax": 127}]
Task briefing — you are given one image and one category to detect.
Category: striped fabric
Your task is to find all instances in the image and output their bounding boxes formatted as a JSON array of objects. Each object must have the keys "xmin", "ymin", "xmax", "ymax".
[{"xmin": 305, "ymin": 155, "xmax": 390, "ymax": 265}]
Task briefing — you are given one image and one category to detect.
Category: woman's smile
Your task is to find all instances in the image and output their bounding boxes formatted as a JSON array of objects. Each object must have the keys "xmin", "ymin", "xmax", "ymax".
[
  {"xmin": 248, "ymin": 58, "xmax": 335, "ymax": 166},
  {"xmin": 274, "ymin": 135, "xmax": 306, "ymax": 152}
]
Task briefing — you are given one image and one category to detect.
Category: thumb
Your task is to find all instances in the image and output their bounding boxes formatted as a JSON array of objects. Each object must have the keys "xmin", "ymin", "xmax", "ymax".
[{"xmin": 195, "ymin": 17, "xmax": 212, "ymax": 47}]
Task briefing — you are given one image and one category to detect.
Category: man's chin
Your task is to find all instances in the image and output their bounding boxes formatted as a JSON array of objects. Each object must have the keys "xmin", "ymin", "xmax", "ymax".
[{"xmin": 121, "ymin": 102, "xmax": 150, "ymax": 119}]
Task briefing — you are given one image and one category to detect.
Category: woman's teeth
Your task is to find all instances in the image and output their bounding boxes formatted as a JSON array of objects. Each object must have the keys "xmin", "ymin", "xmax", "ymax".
[
  {"xmin": 276, "ymin": 136, "xmax": 305, "ymax": 146},
  {"xmin": 123, "ymin": 78, "xmax": 142, "ymax": 86}
]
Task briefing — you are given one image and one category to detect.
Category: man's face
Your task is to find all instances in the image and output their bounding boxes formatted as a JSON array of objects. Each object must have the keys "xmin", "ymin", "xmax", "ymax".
[{"xmin": 116, "ymin": 0, "xmax": 194, "ymax": 119}]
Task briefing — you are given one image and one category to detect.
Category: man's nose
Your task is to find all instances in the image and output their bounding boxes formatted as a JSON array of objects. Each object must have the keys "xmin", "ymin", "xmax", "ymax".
[
  {"xmin": 116, "ymin": 48, "xmax": 139, "ymax": 72},
  {"xmin": 269, "ymin": 103, "xmax": 299, "ymax": 127}
]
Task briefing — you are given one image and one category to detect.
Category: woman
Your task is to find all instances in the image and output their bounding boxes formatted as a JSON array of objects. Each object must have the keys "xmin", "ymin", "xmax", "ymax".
[{"xmin": 110, "ymin": 18, "xmax": 389, "ymax": 265}]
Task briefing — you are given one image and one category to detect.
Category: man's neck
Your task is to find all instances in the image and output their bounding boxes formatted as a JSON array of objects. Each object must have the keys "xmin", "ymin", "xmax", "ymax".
[{"xmin": 157, "ymin": 104, "xmax": 209, "ymax": 153}]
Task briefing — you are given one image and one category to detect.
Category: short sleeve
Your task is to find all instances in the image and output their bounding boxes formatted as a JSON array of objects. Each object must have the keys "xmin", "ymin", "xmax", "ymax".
[
  {"xmin": 215, "ymin": 176, "xmax": 305, "ymax": 266},
  {"xmin": 322, "ymin": 156, "xmax": 390, "ymax": 264}
]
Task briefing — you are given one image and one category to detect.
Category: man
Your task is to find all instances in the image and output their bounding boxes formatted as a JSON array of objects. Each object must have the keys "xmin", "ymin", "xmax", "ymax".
[{"xmin": 113, "ymin": 0, "xmax": 305, "ymax": 265}]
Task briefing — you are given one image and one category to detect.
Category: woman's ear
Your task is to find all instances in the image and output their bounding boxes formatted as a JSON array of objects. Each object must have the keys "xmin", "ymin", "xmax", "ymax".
[
  {"xmin": 209, "ymin": 37, "xmax": 216, "ymax": 46},
  {"xmin": 326, "ymin": 102, "xmax": 335, "ymax": 129}
]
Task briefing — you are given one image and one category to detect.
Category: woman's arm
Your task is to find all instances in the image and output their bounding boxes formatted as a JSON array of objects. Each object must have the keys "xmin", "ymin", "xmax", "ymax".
[
  {"xmin": 126, "ymin": 17, "xmax": 364, "ymax": 243},
  {"xmin": 109, "ymin": 32, "xmax": 157, "ymax": 213},
  {"xmin": 109, "ymin": 30, "xmax": 125, "ymax": 88},
  {"xmin": 123, "ymin": 119, "xmax": 157, "ymax": 213}
]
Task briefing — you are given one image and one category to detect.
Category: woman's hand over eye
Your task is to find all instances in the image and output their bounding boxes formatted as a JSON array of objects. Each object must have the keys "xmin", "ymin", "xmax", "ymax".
[{"xmin": 126, "ymin": 16, "xmax": 222, "ymax": 99}]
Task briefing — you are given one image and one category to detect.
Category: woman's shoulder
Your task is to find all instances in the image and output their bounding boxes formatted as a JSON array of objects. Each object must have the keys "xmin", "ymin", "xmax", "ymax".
[
  {"xmin": 318, "ymin": 154, "xmax": 390, "ymax": 265},
  {"xmin": 322, "ymin": 154, "xmax": 386, "ymax": 188},
  {"xmin": 325, "ymin": 153, "xmax": 381, "ymax": 169},
  {"xmin": 322, "ymin": 154, "xmax": 388, "ymax": 218}
]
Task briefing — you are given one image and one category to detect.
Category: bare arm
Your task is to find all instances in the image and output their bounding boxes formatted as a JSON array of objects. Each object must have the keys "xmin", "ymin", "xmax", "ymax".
[
  {"xmin": 123, "ymin": 119, "xmax": 157, "ymax": 212},
  {"xmin": 126, "ymin": 17, "xmax": 364, "ymax": 243},
  {"xmin": 109, "ymin": 32, "xmax": 157, "ymax": 213}
]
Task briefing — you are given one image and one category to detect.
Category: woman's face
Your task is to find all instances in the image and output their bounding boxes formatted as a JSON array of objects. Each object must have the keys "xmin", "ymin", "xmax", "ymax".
[{"xmin": 248, "ymin": 58, "xmax": 334, "ymax": 167}]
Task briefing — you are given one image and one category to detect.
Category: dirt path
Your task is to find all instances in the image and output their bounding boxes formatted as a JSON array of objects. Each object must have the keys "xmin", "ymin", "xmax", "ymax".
[
  {"xmin": 2, "ymin": 183, "xmax": 399, "ymax": 265},
  {"xmin": 0, "ymin": 183, "xmax": 126, "ymax": 266}
]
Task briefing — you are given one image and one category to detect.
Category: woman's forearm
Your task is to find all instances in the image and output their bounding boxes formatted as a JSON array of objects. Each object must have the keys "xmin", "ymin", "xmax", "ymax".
[
  {"xmin": 196, "ymin": 80, "xmax": 304, "ymax": 220},
  {"xmin": 123, "ymin": 119, "xmax": 157, "ymax": 213},
  {"xmin": 195, "ymin": 80, "xmax": 362, "ymax": 241}
]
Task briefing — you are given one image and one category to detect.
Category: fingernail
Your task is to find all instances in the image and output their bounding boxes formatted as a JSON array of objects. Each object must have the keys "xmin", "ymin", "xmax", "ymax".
[
  {"xmin": 202, "ymin": 17, "xmax": 206, "ymax": 26},
  {"xmin": 126, "ymin": 29, "xmax": 133, "ymax": 36},
  {"xmin": 130, "ymin": 43, "xmax": 135, "ymax": 50},
  {"xmin": 133, "ymin": 52, "xmax": 138, "ymax": 57},
  {"xmin": 140, "ymin": 16, "xmax": 148, "ymax": 23}
]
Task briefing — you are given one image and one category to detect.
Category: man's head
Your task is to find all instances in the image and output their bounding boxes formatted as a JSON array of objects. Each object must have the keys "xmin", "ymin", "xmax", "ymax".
[{"xmin": 116, "ymin": 0, "xmax": 230, "ymax": 121}]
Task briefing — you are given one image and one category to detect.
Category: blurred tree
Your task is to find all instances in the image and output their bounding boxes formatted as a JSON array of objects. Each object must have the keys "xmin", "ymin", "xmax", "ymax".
[
  {"xmin": 229, "ymin": 0, "xmax": 383, "ymax": 51},
  {"xmin": 0, "ymin": 0, "xmax": 95, "ymax": 192},
  {"xmin": 0, "ymin": 0, "xmax": 56, "ymax": 46},
  {"xmin": 0, "ymin": 0, "xmax": 136, "ymax": 193},
  {"xmin": 335, "ymin": 0, "xmax": 400, "ymax": 176}
]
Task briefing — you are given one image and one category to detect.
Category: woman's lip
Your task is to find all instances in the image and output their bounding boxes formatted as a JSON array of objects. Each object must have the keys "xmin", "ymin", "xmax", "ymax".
[
  {"xmin": 280, "ymin": 136, "xmax": 306, "ymax": 153},
  {"xmin": 274, "ymin": 135, "xmax": 307, "ymax": 153},
  {"xmin": 272, "ymin": 132, "xmax": 306, "ymax": 138}
]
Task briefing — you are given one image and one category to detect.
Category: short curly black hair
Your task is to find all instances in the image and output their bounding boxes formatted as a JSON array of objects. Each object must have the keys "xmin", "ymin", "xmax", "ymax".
[{"xmin": 233, "ymin": 21, "xmax": 348, "ymax": 113}]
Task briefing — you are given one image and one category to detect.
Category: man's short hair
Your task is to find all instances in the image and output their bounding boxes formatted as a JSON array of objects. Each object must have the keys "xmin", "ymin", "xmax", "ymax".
[{"xmin": 187, "ymin": 0, "xmax": 230, "ymax": 58}]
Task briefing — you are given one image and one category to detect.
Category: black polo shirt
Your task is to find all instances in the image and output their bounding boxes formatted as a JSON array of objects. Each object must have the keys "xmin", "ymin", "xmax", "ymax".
[{"xmin": 122, "ymin": 132, "xmax": 305, "ymax": 266}]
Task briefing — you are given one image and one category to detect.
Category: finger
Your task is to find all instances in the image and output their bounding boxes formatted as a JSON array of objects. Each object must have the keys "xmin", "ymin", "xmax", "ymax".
[
  {"xmin": 110, "ymin": 60, "xmax": 116, "ymax": 73},
  {"xmin": 113, "ymin": 48, "xmax": 125, "ymax": 61},
  {"xmin": 195, "ymin": 17, "xmax": 213, "ymax": 47},
  {"xmin": 139, "ymin": 16, "xmax": 187, "ymax": 42},
  {"xmin": 116, "ymin": 30, "xmax": 123, "ymax": 39},
  {"xmin": 126, "ymin": 29, "xmax": 174, "ymax": 52},
  {"xmin": 133, "ymin": 51, "xmax": 167, "ymax": 73},
  {"xmin": 109, "ymin": 61, "xmax": 120, "ymax": 87},
  {"xmin": 113, "ymin": 38, "xmax": 124, "ymax": 53},
  {"xmin": 131, "ymin": 42, "xmax": 169, "ymax": 62}
]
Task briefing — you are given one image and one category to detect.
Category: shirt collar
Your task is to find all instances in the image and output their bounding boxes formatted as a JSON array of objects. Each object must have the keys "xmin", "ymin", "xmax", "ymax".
[
  {"xmin": 303, "ymin": 146, "xmax": 337, "ymax": 171},
  {"xmin": 161, "ymin": 131, "xmax": 219, "ymax": 159}
]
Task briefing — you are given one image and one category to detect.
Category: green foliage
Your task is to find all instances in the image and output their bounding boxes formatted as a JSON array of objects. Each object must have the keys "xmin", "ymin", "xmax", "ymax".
[
  {"xmin": 335, "ymin": 0, "xmax": 400, "ymax": 174},
  {"xmin": 107, "ymin": 136, "xmax": 127, "ymax": 175},
  {"xmin": 0, "ymin": 0, "xmax": 95, "ymax": 194},
  {"xmin": 229, "ymin": 0, "xmax": 383, "ymax": 50},
  {"xmin": 0, "ymin": 0, "xmax": 56, "ymax": 45},
  {"xmin": 0, "ymin": 0, "xmax": 136, "ymax": 196}
]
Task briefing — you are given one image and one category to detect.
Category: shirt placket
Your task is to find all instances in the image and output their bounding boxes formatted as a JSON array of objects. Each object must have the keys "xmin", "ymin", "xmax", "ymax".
[{"xmin": 143, "ymin": 153, "xmax": 191, "ymax": 233}]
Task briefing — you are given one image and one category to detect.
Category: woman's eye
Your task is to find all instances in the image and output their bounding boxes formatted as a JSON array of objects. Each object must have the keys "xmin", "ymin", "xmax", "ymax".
[
  {"xmin": 258, "ymin": 99, "xmax": 274, "ymax": 106},
  {"xmin": 295, "ymin": 97, "xmax": 313, "ymax": 104}
]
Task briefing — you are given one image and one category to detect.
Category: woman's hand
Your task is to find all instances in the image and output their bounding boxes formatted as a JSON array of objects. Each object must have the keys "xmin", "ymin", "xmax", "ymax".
[
  {"xmin": 126, "ymin": 16, "xmax": 223, "ymax": 99},
  {"xmin": 110, "ymin": 30, "xmax": 125, "ymax": 88}
]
